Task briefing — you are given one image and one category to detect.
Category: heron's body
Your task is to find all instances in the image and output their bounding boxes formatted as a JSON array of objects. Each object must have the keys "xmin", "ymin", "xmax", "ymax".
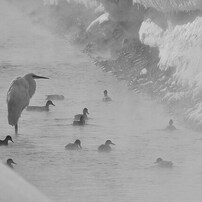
[
  {"xmin": 7, "ymin": 73, "xmax": 48, "ymax": 134},
  {"xmin": 98, "ymin": 140, "xmax": 115, "ymax": 152},
  {"xmin": 65, "ymin": 140, "xmax": 82, "ymax": 150},
  {"xmin": 26, "ymin": 100, "xmax": 55, "ymax": 111},
  {"xmin": 7, "ymin": 77, "xmax": 30, "ymax": 127}
]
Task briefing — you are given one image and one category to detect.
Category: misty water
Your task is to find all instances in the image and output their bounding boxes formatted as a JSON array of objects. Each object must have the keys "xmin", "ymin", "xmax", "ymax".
[{"xmin": 1, "ymin": 2, "xmax": 202, "ymax": 202}]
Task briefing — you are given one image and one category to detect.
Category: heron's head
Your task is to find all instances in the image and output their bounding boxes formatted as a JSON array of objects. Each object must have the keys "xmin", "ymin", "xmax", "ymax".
[
  {"xmin": 24, "ymin": 73, "xmax": 49, "ymax": 80},
  {"xmin": 7, "ymin": 158, "xmax": 16, "ymax": 165},
  {"xmin": 105, "ymin": 140, "xmax": 115, "ymax": 145},
  {"xmin": 46, "ymin": 100, "xmax": 55, "ymax": 106},
  {"xmin": 83, "ymin": 108, "xmax": 89, "ymax": 114},
  {"xmin": 6, "ymin": 135, "xmax": 14, "ymax": 143},
  {"xmin": 74, "ymin": 139, "xmax": 82, "ymax": 148}
]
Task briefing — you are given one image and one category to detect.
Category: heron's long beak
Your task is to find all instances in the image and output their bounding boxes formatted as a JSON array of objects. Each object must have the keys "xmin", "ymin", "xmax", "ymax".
[
  {"xmin": 111, "ymin": 142, "xmax": 115, "ymax": 145},
  {"xmin": 33, "ymin": 75, "xmax": 49, "ymax": 79},
  {"xmin": 11, "ymin": 140, "xmax": 14, "ymax": 143},
  {"xmin": 51, "ymin": 103, "xmax": 55, "ymax": 106},
  {"xmin": 12, "ymin": 162, "xmax": 17, "ymax": 164}
]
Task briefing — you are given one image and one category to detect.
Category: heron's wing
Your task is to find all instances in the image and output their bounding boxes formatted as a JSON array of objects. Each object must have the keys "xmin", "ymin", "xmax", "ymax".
[{"xmin": 7, "ymin": 77, "xmax": 30, "ymax": 126}]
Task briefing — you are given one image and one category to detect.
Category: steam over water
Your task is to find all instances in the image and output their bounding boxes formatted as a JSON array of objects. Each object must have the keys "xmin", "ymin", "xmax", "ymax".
[{"xmin": 1, "ymin": 0, "xmax": 202, "ymax": 202}]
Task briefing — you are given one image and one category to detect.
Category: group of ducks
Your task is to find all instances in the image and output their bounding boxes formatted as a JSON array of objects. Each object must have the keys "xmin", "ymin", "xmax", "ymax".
[
  {"xmin": 0, "ymin": 90, "xmax": 114, "ymax": 169},
  {"xmin": 2, "ymin": 88, "xmax": 177, "ymax": 168},
  {"xmin": 65, "ymin": 139, "xmax": 115, "ymax": 152},
  {"xmin": 67, "ymin": 90, "xmax": 115, "ymax": 152},
  {"xmin": 0, "ymin": 135, "xmax": 16, "ymax": 168}
]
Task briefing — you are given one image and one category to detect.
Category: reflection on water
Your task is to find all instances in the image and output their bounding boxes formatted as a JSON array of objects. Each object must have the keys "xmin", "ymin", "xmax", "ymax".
[{"xmin": 1, "ymin": 2, "xmax": 202, "ymax": 202}]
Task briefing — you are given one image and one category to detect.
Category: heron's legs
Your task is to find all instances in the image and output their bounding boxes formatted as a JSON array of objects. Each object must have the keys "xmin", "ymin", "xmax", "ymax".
[{"xmin": 15, "ymin": 124, "xmax": 18, "ymax": 134}]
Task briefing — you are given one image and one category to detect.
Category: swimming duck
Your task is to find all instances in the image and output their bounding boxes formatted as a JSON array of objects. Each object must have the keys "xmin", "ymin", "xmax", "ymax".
[
  {"xmin": 26, "ymin": 100, "xmax": 55, "ymax": 111},
  {"xmin": 46, "ymin": 94, "xmax": 65, "ymax": 100},
  {"xmin": 103, "ymin": 90, "xmax": 112, "ymax": 102},
  {"xmin": 98, "ymin": 140, "xmax": 115, "ymax": 152},
  {"xmin": 65, "ymin": 139, "xmax": 82, "ymax": 150},
  {"xmin": 74, "ymin": 108, "xmax": 89, "ymax": 121},
  {"xmin": 73, "ymin": 115, "xmax": 85, "ymax": 126},
  {"xmin": 0, "ymin": 135, "xmax": 14, "ymax": 146},
  {"xmin": 165, "ymin": 119, "xmax": 176, "ymax": 131},
  {"xmin": 7, "ymin": 158, "xmax": 16, "ymax": 168},
  {"xmin": 155, "ymin": 158, "xmax": 173, "ymax": 168}
]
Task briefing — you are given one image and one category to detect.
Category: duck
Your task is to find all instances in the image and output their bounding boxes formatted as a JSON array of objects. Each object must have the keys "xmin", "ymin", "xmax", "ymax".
[
  {"xmin": 26, "ymin": 100, "xmax": 55, "ymax": 111},
  {"xmin": 155, "ymin": 158, "xmax": 173, "ymax": 168},
  {"xmin": 46, "ymin": 94, "xmax": 65, "ymax": 100},
  {"xmin": 7, "ymin": 158, "xmax": 17, "ymax": 168},
  {"xmin": 0, "ymin": 135, "xmax": 14, "ymax": 146},
  {"xmin": 165, "ymin": 119, "xmax": 176, "ymax": 131},
  {"xmin": 73, "ymin": 115, "xmax": 85, "ymax": 126},
  {"xmin": 103, "ymin": 90, "xmax": 112, "ymax": 102},
  {"xmin": 74, "ymin": 108, "xmax": 89, "ymax": 121},
  {"xmin": 65, "ymin": 139, "xmax": 82, "ymax": 150},
  {"xmin": 98, "ymin": 140, "xmax": 115, "ymax": 152}
]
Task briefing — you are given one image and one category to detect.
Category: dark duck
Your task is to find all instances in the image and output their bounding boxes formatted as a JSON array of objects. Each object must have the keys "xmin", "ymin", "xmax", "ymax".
[
  {"xmin": 65, "ymin": 139, "xmax": 82, "ymax": 150},
  {"xmin": 73, "ymin": 115, "xmax": 85, "ymax": 126},
  {"xmin": 26, "ymin": 100, "xmax": 55, "ymax": 111},
  {"xmin": 74, "ymin": 108, "xmax": 89, "ymax": 121},
  {"xmin": 98, "ymin": 140, "xmax": 115, "ymax": 152},
  {"xmin": 7, "ymin": 158, "xmax": 17, "ymax": 168},
  {"xmin": 0, "ymin": 135, "xmax": 14, "ymax": 146}
]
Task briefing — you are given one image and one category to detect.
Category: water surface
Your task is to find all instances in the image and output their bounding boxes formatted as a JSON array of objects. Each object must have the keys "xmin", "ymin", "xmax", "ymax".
[{"xmin": 0, "ymin": 3, "xmax": 202, "ymax": 202}]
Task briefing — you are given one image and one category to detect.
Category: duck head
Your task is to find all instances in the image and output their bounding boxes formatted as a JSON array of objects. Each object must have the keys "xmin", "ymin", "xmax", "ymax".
[
  {"xmin": 105, "ymin": 140, "xmax": 115, "ymax": 145},
  {"xmin": 155, "ymin": 158, "xmax": 163, "ymax": 163},
  {"xmin": 7, "ymin": 158, "xmax": 17, "ymax": 168},
  {"xmin": 83, "ymin": 108, "xmax": 89, "ymax": 115},
  {"xmin": 74, "ymin": 139, "xmax": 82, "ymax": 148},
  {"xmin": 46, "ymin": 100, "xmax": 55, "ymax": 107},
  {"xmin": 6, "ymin": 135, "xmax": 14, "ymax": 143},
  {"xmin": 169, "ymin": 119, "xmax": 173, "ymax": 126},
  {"xmin": 104, "ymin": 90, "xmax": 108, "ymax": 96}
]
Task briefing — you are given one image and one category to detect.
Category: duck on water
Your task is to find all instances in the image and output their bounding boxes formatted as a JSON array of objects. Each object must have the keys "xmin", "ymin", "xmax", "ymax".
[
  {"xmin": 65, "ymin": 140, "xmax": 82, "ymax": 150},
  {"xmin": 98, "ymin": 140, "xmax": 115, "ymax": 152},
  {"xmin": 155, "ymin": 158, "xmax": 173, "ymax": 168},
  {"xmin": 103, "ymin": 90, "xmax": 112, "ymax": 102},
  {"xmin": 7, "ymin": 158, "xmax": 17, "ymax": 169},
  {"xmin": 74, "ymin": 108, "xmax": 89, "ymax": 121},
  {"xmin": 73, "ymin": 115, "xmax": 85, "ymax": 126},
  {"xmin": 0, "ymin": 135, "xmax": 14, "ymax": 146},
  {"xmin": 26, "ymin": 100, "xmax": 55, "ymax": 111},
  {"xmin": 165, "ymin": 119, "xmax": 176, "ymax": 131}
]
